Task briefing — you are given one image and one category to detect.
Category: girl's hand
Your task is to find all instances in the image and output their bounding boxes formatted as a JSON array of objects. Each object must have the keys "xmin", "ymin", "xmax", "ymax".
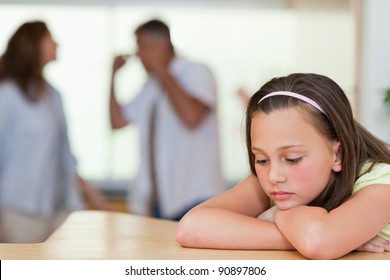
[
  {"xmin": 257, "ymin": 205, "xmax": 278, "ymax": 222},
  {"xmin": 355, "ymin": 236, "xmax": 390, "ymax": 253}
]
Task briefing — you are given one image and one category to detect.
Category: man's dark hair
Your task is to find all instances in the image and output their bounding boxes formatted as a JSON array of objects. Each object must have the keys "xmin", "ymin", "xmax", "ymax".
[
  {"xmin": 135, "ymin": 19, "xmax": 174, "ymax": 51},
  {"xmin": 135, "ymin": 19, "xmax": 170, "ymax": 37}
]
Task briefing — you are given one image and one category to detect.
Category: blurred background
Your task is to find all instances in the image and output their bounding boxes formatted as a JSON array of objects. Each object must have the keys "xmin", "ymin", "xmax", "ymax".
[{"xmin": 1, "ymin": 0, "xmax": 390, "ymax": 206}]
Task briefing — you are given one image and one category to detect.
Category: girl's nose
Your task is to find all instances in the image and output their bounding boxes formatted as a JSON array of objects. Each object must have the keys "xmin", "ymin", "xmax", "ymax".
[{"xmin": 268, "ymin": 163, "xmax": 286, "ymax": 185}]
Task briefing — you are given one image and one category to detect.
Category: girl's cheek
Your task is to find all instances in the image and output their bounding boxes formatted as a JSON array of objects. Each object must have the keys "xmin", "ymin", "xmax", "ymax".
[
  {"xmin": 255, "ymin": 168, "xmax": 268, "ymax": 188},
  {"xmin": 291, "ymin": 165, "xmax": 311, "ymax": 182},
  {"xmin": 255, "ymin": 165, "xmax": 263, "ymax": 177},
  {"xmin": 290, "ymin": 165, "xmax": 318, "ymax": 191}
]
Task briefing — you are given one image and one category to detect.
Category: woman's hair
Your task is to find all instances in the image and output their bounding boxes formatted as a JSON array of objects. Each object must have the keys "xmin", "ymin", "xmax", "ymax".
[
  {"xmin": 246, "ymin": 73, "xmax": 390, "ymax": 211},
  {"xmin": 0, "ymin": 20, "xmax": 50, "ymax": 101}
]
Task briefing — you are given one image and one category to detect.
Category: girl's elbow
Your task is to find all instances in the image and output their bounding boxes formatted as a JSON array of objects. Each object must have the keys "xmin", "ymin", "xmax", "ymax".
[
  {"xmin": 175, "ymin": 225, "xmax": 190, "ymax": 247},
  {"xmin": 175, "ymin": 216, "xmax": 200, "ymax": 248},
  {"xmin": 298, "ymin": 239, "xmax": 333, "ymax": 259},
  {"xmin": 295, "ymin": 227, "xmax": 342, "ymax": 259},
  {"xmin": 299, "ymin": 243, "xmax": 344, "ymax": 260}
]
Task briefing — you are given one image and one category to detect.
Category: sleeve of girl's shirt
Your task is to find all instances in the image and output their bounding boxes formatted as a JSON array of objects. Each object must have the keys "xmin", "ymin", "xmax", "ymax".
[{"xmin": 353, "ymin": 163, "xmax": 390, "ymax": 194}]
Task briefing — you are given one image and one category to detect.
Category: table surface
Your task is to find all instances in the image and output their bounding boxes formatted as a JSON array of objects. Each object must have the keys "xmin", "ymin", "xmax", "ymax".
[{"xmin": 1, "ymin": 210, "xmax": 389, "ymax": 260}]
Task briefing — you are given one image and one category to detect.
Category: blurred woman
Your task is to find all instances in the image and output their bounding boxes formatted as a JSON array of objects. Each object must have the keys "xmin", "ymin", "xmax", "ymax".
[{"xmin": 0, "ymin": 20, "xmax": 112, "ymax": 243}]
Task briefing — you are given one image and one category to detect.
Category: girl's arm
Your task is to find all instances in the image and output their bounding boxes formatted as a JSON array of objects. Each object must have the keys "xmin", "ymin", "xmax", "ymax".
[
  {"xmin": 275, "ymin": 184, "xmax": 390, "ymax": 259},
  {"xmin": 176, "ymin": 175, "xmax": 293, "ymax": 250}
]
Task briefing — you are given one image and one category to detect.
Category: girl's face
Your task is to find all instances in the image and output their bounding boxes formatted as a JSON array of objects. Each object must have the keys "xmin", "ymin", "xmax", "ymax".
[
  {"xmin": 40, "ymin": 32, "xmax": 57, "ymax": 66},
  {"xmin": 251, "ymin": 107, "xmax": 341, "ymax": 210}
]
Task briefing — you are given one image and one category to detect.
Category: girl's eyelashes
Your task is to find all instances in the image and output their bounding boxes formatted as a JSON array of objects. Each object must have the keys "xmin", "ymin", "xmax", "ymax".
[
  {"xmin": 286, "ymin": 157, "xmax": 303, "ymax": 164},
  {"xmin": 255, "ymin": 159, "xmax": 269, "ymax": 165},
  {"xmin": 255, "ymin": 157, "xmax": 303, "ymax": 165}
]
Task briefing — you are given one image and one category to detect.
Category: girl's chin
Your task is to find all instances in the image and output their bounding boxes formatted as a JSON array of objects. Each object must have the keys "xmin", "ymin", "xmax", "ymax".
[{"xmin": 275, "ymin": 202, "xmax": 306, "ymax": 211}]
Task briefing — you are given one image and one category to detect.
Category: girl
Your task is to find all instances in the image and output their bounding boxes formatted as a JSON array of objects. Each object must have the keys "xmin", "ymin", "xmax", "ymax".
[
  {"xmin": 0, "ymin": 21, "xmax": 112, "ymax": 243},
  {"xmin": 176, "ymin": 73, "xmax": 390, "ymax": 259}
]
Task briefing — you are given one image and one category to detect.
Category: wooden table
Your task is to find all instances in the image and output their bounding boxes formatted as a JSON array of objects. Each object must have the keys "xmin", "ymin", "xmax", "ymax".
[{"xmin": 1, "ymin": 210, "xmax": 389, "ymax": 260}]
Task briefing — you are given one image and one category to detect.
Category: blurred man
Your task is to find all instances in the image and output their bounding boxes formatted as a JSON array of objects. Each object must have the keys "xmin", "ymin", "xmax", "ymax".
[{"xmin": 109, "ymin": 19, "xmax": 226, "ymax": 220}]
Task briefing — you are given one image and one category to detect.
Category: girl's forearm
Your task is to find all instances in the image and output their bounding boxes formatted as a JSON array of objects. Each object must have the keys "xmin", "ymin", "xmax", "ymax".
[
  {"xmin": 275, "ymin": 206, "xmax": 338, "ymax": 259},
  {"xmin": 176, "ymin": 207, "xmax": 294, "ymax": 250}
]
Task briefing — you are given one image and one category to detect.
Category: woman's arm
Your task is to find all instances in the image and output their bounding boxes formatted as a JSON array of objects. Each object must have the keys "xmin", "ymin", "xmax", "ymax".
[
  {"xmin": 176, "ymin": 175, "xmax": 293, "ymax": 250},
  {"xmin": 76, "ymin": 175, "xmax": 114, "ymax": 211},
  {"xmin": 275, "ymin": 184, "xmax": 390, "ymax": 259}
]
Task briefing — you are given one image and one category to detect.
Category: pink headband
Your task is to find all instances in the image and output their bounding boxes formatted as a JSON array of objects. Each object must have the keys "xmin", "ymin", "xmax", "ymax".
[{"xmin": 258, "ymin": 91, "xmax": 325, "ymax": 114}]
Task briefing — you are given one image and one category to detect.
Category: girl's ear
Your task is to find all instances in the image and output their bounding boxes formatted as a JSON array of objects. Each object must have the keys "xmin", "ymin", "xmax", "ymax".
[{"xmin": 332, "ymin": 141, "xmax": 342, "ymax": 172}]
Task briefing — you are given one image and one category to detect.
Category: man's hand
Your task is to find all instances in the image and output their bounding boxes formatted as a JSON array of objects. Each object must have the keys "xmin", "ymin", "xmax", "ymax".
[
  {"xmin": 140, "ymin": 46, "xmax": 169, "ymax": 76},
  {"xmin": 112, "ymin": 54, "xmax": 131, "ymax": 74}
]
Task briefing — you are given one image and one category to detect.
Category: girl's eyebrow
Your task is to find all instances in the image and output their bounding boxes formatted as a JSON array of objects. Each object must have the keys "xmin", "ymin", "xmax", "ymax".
[{"xmin": 251, "ymin": 146, "xmax": 264, "ymax": 152}]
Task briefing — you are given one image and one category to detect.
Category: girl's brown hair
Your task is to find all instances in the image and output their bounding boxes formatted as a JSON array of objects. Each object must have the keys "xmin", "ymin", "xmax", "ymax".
[
  {"xmin": 0, "ymin": 20, "xmax": 49, "ymax": 101},
  {"xmin": 246, "ymin": 73, "xmax": 390, "ymax": 211}
]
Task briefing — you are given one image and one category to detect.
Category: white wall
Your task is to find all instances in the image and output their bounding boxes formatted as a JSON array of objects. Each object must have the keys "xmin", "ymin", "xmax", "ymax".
[{"xmin": 360, "ymin": 0, "xmax": 390, "ymax": 142}]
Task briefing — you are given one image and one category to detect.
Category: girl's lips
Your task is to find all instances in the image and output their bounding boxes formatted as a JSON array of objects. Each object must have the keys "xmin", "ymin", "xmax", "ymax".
[{"xmin": 271, "ymin": 191, "xmax": 292, "ymax": 201}]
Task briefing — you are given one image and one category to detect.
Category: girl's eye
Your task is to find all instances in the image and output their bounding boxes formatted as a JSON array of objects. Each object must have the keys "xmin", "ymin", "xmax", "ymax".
[
  {"xmin": 255, "ymin": 159, "xmax": 268, "ymax": 165},
  {"xmin": 286, "ymin": 157, "xmax": 303, "ymax": 164}
]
